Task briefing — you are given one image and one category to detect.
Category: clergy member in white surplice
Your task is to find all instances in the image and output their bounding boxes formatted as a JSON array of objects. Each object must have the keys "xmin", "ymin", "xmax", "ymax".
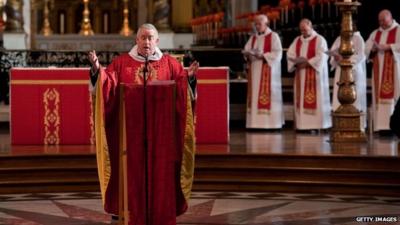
[
  {"xmin": 329, "ymin": 31, "xmax": 367, "ymax": 130},
  {"xmin": 287, "ymin": 19, "xmax": 331, "ymax": 130},
  {"xmin": 365, "ymin": 9, "xmax": 400, "ymax": 132},
  {"xmin": 243, "ymin": 14, "xmax": 284, "ymax": 129}
]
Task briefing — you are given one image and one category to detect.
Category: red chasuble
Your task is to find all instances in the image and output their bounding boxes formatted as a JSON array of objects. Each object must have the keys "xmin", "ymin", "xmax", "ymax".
[{"xmin": 94, "ymin": 53, "xmax": 195, "ymax": 224}]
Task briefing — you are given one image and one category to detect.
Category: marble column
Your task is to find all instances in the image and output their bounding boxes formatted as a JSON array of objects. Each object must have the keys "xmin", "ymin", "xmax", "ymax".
[{"xmin": 230, "ymin": 0, "xmax": 257, "ymax": 27}]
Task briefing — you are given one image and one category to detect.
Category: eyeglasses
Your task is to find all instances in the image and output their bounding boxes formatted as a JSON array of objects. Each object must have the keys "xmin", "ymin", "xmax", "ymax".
[{"xmin": 139, "ymin": 35, "xmax": 156, "ymax": 41}]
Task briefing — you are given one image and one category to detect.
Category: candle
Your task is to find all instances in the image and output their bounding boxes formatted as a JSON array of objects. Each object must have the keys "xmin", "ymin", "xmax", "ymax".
[
  {"xmin": 104, "ymin": 13, "xmax": 108, "ymax": 34},
  {"xmin": 60, "ymin": 13, "xmax": 65, "ymax": 34}
]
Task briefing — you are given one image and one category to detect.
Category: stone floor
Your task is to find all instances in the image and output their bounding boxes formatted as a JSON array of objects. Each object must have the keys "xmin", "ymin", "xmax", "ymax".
[
  {"xmin": 1, "ymin": 191, "xmax": 399, "ymax": 225},
  {"xmin": 1, "ymin": 128, "xmax": 399, "ymax": 157}
]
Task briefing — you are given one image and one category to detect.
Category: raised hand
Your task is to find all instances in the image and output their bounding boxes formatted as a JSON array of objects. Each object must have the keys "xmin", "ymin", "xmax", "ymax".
[
  {"xmin": 255, "ymin": 49, "xmax": 264, "ymax": 59},
  {"xmin": 333, "ymin": 53, "xmax": 342, "ymax": 62},
  {"xmin": 296, "ymin": 62, "xmax": 309, "ymax": 69},
  {"xmin": 88, "ymin": 50, "xmax": 100, "ymax": 73},
  {"xmin": 377, "ymin": 43, "xmax": 390, "ymax": 51},
  {"xmin": 188, "ymin": 61, "xmax": 199, "ymax": 77}
]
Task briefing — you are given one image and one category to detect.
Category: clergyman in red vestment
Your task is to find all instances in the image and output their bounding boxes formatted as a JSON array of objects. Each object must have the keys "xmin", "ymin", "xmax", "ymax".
[{"xmin": 88, "ymin": 23, "xmax": 198, "ymax": 224}]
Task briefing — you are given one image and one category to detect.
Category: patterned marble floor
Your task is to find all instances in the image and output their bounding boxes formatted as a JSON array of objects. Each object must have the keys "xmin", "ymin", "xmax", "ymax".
[{"xmin": 0, "ymin": 192, "xmax": 399, "ymax": 225}]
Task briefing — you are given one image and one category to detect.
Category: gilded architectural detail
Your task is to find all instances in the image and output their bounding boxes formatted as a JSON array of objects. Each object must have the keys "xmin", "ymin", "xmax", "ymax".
[
  {"xmin": 79, "ymin": 0, "xmax": 94, "ymax": 35},
  {"xmin": 40, "ymin": 0, "xmax": 53, "ymax": 36},
  {"xmin": 4, "ymin": 0, "xmax": 23, "ymax": 32},
  {"xmin": 153, "ymin": 0, "xmax": 171, "ymax": 31},
  {"xmin": 119, "ymin": 0, "xmax": 133, "ymax": 36}
]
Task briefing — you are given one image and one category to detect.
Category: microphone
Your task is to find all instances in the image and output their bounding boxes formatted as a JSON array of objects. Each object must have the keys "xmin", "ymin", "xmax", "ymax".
[
  {"xmin": 143, "ymin": 55, "xmax": 149, "ymax": 71},
  {"xmin": 143, "ymin": 55, "xmax": 149, "ymax": 83}
]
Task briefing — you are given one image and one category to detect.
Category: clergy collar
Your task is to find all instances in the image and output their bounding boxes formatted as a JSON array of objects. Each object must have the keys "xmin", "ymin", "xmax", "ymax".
[
  {"xmin": 300, "ymin": 30, "xmax": 317, "ymax": 41},
  {"xmin": 256, "ymin": 27, "xmax": 272, "ymax": 36},
  {"xmin": 128, "ymin": 45, "xmax": 163, "ymax": 62},
  {"xmin": 379, "ymin": 20, "xmax": 398, "ymax": 32}
]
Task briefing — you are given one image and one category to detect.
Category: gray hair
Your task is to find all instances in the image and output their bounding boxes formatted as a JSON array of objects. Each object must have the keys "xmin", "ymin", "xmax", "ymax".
[
  {"xmin": 137, "ymin": 23, "xmax": 159, "ymax": 38},
  {"xmin": 255, "ymin": 14, "xmax": 269, "ymax": 25}
]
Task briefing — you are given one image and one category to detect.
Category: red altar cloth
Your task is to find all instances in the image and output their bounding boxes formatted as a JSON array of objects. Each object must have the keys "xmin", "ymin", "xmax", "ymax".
[
  {"xmin": 9, "ymin": 67, "xmax": 228, "ymax": 145},
  {"xmin": 10, "ymin": 68, "xmax": 94, "ymax": 145},
  {"xmin": 195, "ymin": 67, "xmax": 229, "ymax": 144}
]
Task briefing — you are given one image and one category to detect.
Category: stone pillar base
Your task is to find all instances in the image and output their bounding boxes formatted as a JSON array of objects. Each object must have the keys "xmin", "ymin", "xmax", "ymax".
[{"xmin": 3, "ymin": 32, "xmax": 27, "ymax": 50}]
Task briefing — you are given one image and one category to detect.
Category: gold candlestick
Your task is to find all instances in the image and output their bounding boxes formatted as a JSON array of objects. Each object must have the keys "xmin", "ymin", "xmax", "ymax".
[
  {"xmin": 330, "ymin": 0, "xmax": 366, "ymax": 142},
  {"xmin": 79, "ymin": 0, "xmax": 94, "ymax": 36},
  {"xmin": 120, "ymin": 0, "xmax": 133, "ymax": 36},
  {"xmin": 40, "ymin": 0, "xmax": 53, "ymax": 36}
]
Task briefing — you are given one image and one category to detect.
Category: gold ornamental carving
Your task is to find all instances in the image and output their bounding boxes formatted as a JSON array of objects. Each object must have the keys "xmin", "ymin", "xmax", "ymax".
[
  {"xmin": 330, "ymin": 0, "xmax": 366, "ymax": 142},
  {"xmin": 43, "ymin": 88, "xmax": 60, "ymax": 145},
  {"xmin": 120, "ymin": 0, "xmax": 133, "ymax": 36},
  {"xmin": 79, "ymin": 0, "xmax": 94, "ymax": 36}
]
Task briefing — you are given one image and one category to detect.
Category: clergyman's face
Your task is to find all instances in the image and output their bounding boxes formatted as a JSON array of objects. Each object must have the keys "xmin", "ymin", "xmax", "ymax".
[
  {"xmin": 254, "ymin": 18, "xmax": 267, "ymax": 33},
  {"xmin": 379, "ymin": 14, "xmax": 392, "ymax": 29},
  {"xmin": 300, "ymin": 22, "xmax": 312, "ymax": 38},
  {"xmin": 136, "ymin": 28, "xmax": 159, "ymax": 57}
]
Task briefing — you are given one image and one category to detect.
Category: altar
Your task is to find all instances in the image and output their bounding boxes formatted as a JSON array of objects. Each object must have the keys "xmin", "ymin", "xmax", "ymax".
[
  {"xmin": 10, "ymin": 68, "xmax": 94, "ymax": 145},
  {"xmin": 9, "ymin": 67, "xmax": 229, "ymax": 145}
]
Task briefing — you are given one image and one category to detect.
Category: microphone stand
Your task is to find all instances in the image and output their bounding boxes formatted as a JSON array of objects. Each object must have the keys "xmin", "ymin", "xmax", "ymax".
[{"xmin": 142, "ymin": 55, "xmax": 150, "ymax": 225}]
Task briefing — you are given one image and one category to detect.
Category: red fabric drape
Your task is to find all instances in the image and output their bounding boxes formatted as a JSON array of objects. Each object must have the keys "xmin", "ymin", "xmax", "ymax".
[{"xmin": 124, "ymin": 81, "xmax": 185, "ymax": 225}]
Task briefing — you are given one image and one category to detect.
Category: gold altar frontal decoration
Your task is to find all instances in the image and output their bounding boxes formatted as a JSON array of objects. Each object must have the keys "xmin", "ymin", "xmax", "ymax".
[{"xmin": 330, "ymin": 0, "xmax": 366, "ymax": 143}]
